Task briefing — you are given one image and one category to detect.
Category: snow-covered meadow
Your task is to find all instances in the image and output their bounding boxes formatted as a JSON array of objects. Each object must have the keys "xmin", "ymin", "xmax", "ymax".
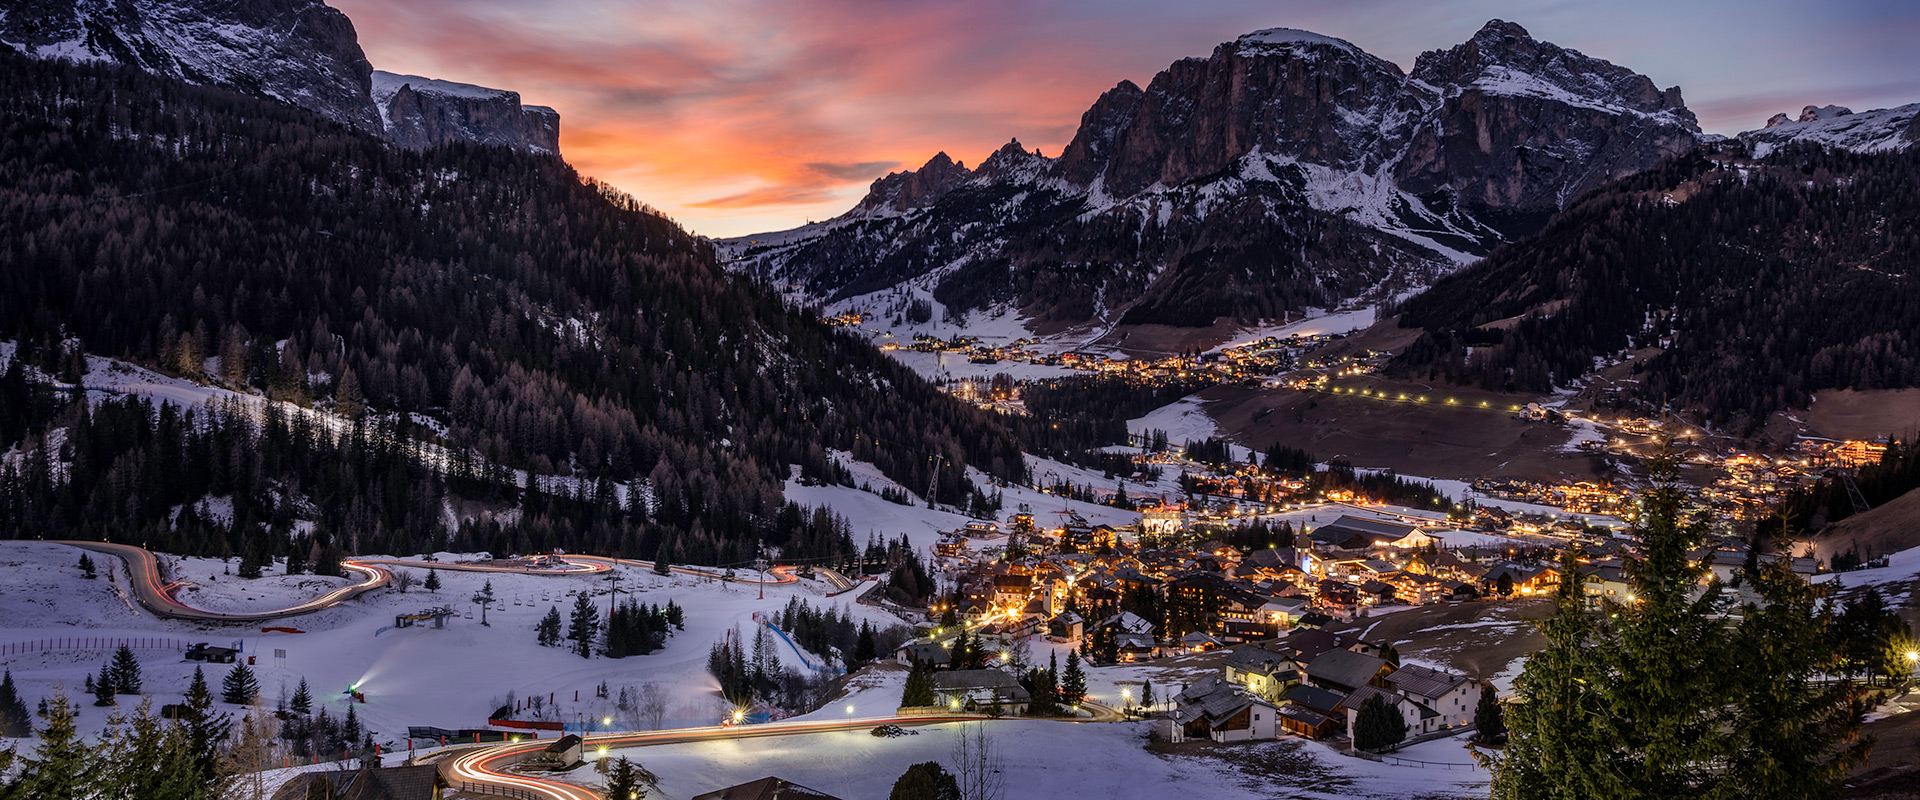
[{"xmin": 0, "ymin": 541, "xmax": 904, "ymax": 745}]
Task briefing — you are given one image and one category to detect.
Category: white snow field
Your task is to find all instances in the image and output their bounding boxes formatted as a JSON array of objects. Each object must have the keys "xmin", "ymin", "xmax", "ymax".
[
  {"xmin": 578, "ymin": 717, "xmax": 1487, "ymax": 800},
  {"xmin": 0, "ymin": 541, "xmax": 905, "ymax": 744}
]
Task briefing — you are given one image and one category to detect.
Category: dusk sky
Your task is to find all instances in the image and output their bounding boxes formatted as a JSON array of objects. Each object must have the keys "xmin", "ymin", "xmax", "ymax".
[{"xmin": 332, "ymin": 0, "xmax": 1920, "ymax": 238}]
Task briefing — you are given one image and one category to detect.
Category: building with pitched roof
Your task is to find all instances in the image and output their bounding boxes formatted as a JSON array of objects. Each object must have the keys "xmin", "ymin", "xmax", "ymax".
[
  {"xmin": 1387, "ymin": 664, "xmax": 1478, "ymax": 728},
  {"xmin": 1158, "ymin": 676, "xmax": 1280, "ymax": 743},
  {"xmin": 1303, "ymin": 649, "xmax": 1393, "ymax": 694}
]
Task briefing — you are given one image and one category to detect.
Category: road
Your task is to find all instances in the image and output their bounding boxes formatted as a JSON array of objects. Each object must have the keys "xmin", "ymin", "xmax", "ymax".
[
  {"xmin": 53, "ymin": 541, "xmax": 392, "ymax": 624},
  {"xmin": 436, "ymin": 714, "xmax": 987, "ymax": 800},
  {"xmin": 50, "ymin": 543, "xmax": 818, "ymax": 624}
]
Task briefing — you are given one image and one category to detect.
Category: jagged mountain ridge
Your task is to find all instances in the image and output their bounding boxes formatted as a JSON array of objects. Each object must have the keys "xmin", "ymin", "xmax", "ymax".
[
  {"xmin": 724, "ymin": 20, "xmax": 1702, "ymax": 330},
  {"xmin": 1739, "ymin": 102, "xmax": 1920, "ymax": 159},
  {"xmin": 0, "ymin": 0, "xmax": 561, "ymax": 154}
]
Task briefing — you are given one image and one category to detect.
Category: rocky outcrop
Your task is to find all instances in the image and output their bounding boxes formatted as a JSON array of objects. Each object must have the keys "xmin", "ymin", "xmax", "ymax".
[
  {"xmin": 1398, "ymin": 20, "xmax": 1699, "ymax": 216},
  {"xmin": 0, "ymin": 0, "xmax": 381, "ymax": 131},
  {"xmin": 372, "ymin": 71, "xmax": 560, "ymax": 154},
  {"xmin": 1084, "ymin": 29, "xmax": 1429, "ymax": 197},
  {"xmin": 855, "ymin": 152, "xmax": 973, "ymax": 215},
  {"xmin": 726, "ymin": 19, "xmax": 1708, "ymax": 331}
]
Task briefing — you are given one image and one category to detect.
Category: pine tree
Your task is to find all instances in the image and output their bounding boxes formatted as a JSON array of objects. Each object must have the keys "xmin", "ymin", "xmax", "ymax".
[
  {"xmin": 1061, "ymin": 650, "xmax": 1087, "ymax": 706},
  {"xmin": 568, "ymin": 594, "xmax": 600, "ymax": 658},
  {"xmin": 604, "ymin": 756, "xmax": 641, "ymax": 800},
  {"xmin": 342, "ymin": 704, "xmax": 362, "ymax": 755},
  {"xmin": 1472, "ymin": 685, "xmax": 1505, "ymax": 744},
  {"xmin": 0, "ymin": 668, "xmax": 31, "ymax": 737},
  {"xmin": 537, "ymin": 605, "xmax": 564, "ymax": 647},
  {"xmin": 1719, "ymin": 557, "xmax": 1871, "ymax": 797},
  {"xmin": 424, "ymin": 568, "xmax": 441, "ymax": 592},
  {"xmin": 94, "ymin": 663, "xmax": 117, "ymax": 706},
  {"xmin": 1491, "ymin": 549, "xmax": 1611, "ymax": 799},
  {"xmin": 15, "ymin": 693, "xmax": 93, "ymax": 800},
  {"xmin": 290, "ymin": 678, "xmax": 312, "ymax": 716},
  {"xmin": 183, "ymin": 666, "xmax": 230, "ymax": 792},
  {"xmin": 1353, "ymin": 694, "xmax": 1407, "ymax": 752},
  {"xmin": 79, "ymin": 552, "xmax": 96, "ymax": 578},
  {"xmin": 109, "ymin": 643, "xmax": 143, "ymax": 694},
  {"xmin": 222, "ymin": 662, "xmax": 260, "ymax": 705},
  {"xmin": 104, "ymin": 698, "xmax": 201, "ymax": 800},
  {"xmin": 666, "ymin": 599, "xmax": 684, "ymax": 630},
  {"xmin": 852, "ymin": 621, "xmax": 879, "ymax": 671},
  {"xmin": 1139, "ymin": 679, "xmax": 1154, "ymax": 712},
  {"xmin": 900, "ymin": 660, "xmax": 936, "ymax": 708},
  {"xmin": 1590, "ymin": 464, "xmax": 1728, "ymax": 795},
  {"xmin": 652, "ymin": 543, "xmax": 672, "ymax": 576}
]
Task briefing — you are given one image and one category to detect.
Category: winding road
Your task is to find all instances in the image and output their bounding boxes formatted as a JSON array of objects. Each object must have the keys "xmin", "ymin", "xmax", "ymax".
[
  {"xmin": 435, "ymin": 714, "xmax": 987, "ymax": 800},
  {"xmin": 53, "ymin": 541, "xmax": 393, "ymax": 624},
  {"xmin": 50, "ymin": 543, "xmax": 820, "ymax": 624}
]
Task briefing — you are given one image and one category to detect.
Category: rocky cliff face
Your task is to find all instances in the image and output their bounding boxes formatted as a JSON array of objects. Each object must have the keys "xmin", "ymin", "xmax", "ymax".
[
  {"xmin": 1, "ymin": 0, "xmax": 561, "ymax": 154},
  {"xmin": 372, "ymin": 72, "xmax": 560, "ymax": 154},
  {"xmin": 1400, "ymin": 20, "xmax": 1699, "ymax": 222},
  {"xmin": 726, "ymin": 20, "xmax": 1704, "ymax": 331},
  {"xmin": 0, "ymin": 0, "xmax": 381, "ymax": 130}
]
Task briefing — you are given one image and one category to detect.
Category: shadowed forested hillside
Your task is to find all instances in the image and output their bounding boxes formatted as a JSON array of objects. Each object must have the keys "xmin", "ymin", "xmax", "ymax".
[{"xmin": 0, "ymin": 47, "xmax": 1022, "ymax": 565}]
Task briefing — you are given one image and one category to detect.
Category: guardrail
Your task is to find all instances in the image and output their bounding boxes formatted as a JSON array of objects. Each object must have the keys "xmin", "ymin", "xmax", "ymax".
[{"xmin": 459, "ymin": 781, "xmax": 540, "ymax": 799}]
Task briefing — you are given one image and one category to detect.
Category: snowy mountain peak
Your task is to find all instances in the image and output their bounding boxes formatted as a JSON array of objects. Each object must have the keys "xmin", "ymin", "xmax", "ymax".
[
  {"xmin": 1739, "ymin": 101, "xmax": 1919, "ymax": 158},
  {"xmin": 1234, "ymin": 28, "xmax": 1363, "ymax": 56},
  {"xmin": 729, "ymin": 19, "xmax": 1707, "ymax": 335},
  {"xmin": 1799, "ymin": 104, "xmax": 1854, "ymax": 122},
  {"xmin": 1413, "ymin": 18, "xmax": 1696, "ymax": 129},
  {"xmin": 854, "ymin": 151, "xmax": 975, "ymax": 215}
]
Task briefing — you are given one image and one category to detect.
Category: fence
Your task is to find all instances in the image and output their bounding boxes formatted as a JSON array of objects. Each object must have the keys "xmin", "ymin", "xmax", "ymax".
[
  {"xmin": 459, "ymin": 782, "xmax": 540, "ymax": 799},
  {"xmin": 1346, "ymin": 749, "xmax": 1484, "ymax": 771},
  {"xmin": 1, "ymin": 637, "xmax": 187, "ymax": 656}
]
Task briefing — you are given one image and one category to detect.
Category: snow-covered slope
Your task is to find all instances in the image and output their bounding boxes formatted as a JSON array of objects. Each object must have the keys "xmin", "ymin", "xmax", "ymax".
[
  {"xmin": 724, "ymin": 20, "xmax": 1700, "ymax": 338},
  {"xmin": 0, "ymin": 541, "xmax": 907, "ymax": 740},
  {"xmin": 1738, "ymin": 102, "xmax": 1920, "ymax": 159}
]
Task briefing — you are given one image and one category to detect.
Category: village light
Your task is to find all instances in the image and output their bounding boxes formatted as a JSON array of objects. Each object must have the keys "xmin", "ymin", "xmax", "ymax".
[
  {"xmin": 733, "ymin": 710, "xmax": 745, "ymax": 724},
  {"xmin": 603, "ymin": 717, "xmax": 612, "ymax": 726}
]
